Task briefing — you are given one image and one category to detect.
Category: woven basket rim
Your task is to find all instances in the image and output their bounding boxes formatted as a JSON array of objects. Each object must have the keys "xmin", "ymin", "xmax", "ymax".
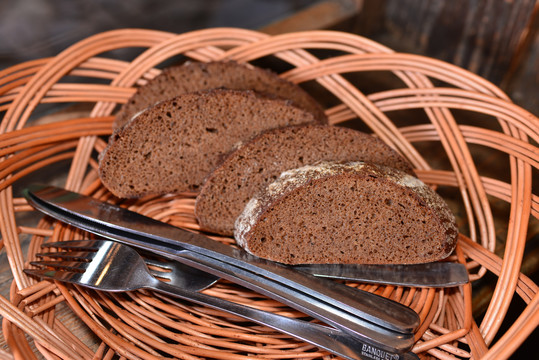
[{"xmin": 0, "ymin": 27, "xmax": 537, "ymax": 360}]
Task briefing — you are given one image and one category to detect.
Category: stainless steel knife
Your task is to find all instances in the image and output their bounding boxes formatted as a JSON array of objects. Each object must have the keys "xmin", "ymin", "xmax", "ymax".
[
  {"xmin": 295, "ymin": 262, "xmax": 468, "ymax": 288},
  {"xmin": 24, "ymin": 184, "xmax": 418, "ymax": 354}
]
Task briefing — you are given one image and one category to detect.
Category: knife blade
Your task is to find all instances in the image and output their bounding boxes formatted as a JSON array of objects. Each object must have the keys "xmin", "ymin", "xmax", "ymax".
[
  {"xmin": 295, "ymin": 262, "xmax": 468, "ymax": 287},
  {"xmin": 24, "ymin": 184, "xmax": 419, "ymax": 353}
]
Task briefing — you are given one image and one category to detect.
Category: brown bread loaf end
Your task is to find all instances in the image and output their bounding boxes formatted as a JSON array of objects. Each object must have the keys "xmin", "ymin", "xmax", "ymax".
[
  {"xmin": 195, "ymin": 125, "xmax": 415, "ymax": 235},
  {"xmin": 114, "ymin": 61, "xmax": 327, "ymax": 129},
  {"xmin": 99, "ymin": 89, "xmax": 321, "ymax": 198},
  {"xmin": 234, "ymin": 161, "xmax": 458, "ymax": 265}
]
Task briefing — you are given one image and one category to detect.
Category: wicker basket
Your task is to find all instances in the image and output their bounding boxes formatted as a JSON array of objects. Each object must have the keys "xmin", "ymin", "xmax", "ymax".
[{"xmin": 0, "ymin": 28, "xmax": 537, "ymax": 360}]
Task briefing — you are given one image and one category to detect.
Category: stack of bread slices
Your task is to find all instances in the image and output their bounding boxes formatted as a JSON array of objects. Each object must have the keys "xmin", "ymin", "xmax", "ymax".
[{"xmin": 99, "ymin": 61, "xmax": 458, "ymax": 265}]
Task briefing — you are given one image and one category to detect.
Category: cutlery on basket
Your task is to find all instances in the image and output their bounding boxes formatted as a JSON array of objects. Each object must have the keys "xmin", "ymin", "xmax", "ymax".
[
  {"xmin": 23, "ymin": 183, "xmax": 422, "ymax": 353},
  {"xmin": 25, "ymin": 239, "xmax": 419, "ymax": 360},
  {"xmin": 24, "ymin": 185, "xmax": 419, "ymax": 352}
]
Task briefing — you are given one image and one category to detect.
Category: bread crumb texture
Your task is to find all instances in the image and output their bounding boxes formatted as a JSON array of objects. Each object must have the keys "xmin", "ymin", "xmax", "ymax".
[
  {"xmin": 234, "ymin": 161, "xmax": 458, "ymax": 265},
  {"xmin": 195, "ymin": 124, "xmax": 415, "ymax": 236},
  {"xmin": 99, "ymin": 89, "xmax": 319, "ymax": 198}
]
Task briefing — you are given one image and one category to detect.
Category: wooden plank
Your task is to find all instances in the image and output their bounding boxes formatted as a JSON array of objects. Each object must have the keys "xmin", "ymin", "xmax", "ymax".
[
  {"xmin": 261, "ymin": 0, "xmax": 361, "ymax": 34},
  {"xmin": 342, "ymin": 0, "xmax": 538, "ymax": 115}
]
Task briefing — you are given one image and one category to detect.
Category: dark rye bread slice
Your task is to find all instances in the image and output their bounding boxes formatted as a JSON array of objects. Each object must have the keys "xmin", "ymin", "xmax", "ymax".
[
  {"xmin": 114, "ymin": 61, "xmax": 327, "ymax": 129},
  {"xmin": 99, "ymin": 89, "xmax": 321, "ymax": 198},
  {"xmin": 234, "ymin": 161, "xmax": 458, "ymax": 265},
  {"xmin": 195, "ymin": 125, "xmax": 415, "ymax": 236}
]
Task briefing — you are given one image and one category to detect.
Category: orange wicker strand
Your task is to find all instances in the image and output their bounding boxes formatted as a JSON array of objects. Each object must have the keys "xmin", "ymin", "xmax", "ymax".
[{"xmin": 0, "ymin": 295, "xmax": 79, "ymax": 359}]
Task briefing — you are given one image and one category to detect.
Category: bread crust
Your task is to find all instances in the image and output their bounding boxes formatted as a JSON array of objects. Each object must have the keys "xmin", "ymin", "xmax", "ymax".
[
  {"xmin": 114, "ymin": 61, "xmax": 327, "ymax": 129},
  {"xmin": 234, "ymin": 161, "xmax": 458, "ymax": 265}
]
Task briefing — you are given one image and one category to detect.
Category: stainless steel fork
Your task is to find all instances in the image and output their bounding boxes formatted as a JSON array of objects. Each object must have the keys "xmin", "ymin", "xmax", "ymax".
[{"xmin": 26, "ymin": 239, "xmax": 418, "ymax": 360}]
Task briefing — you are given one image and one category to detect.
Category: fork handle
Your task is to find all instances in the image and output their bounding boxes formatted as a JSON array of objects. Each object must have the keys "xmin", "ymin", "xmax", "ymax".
[
  {"xmin": 172, "ymin": 249, "xmax": 415, "ymax": 352},
  {"xmin": 149, "ymin": 278, "xmax": 418, "ymax": 360}
]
